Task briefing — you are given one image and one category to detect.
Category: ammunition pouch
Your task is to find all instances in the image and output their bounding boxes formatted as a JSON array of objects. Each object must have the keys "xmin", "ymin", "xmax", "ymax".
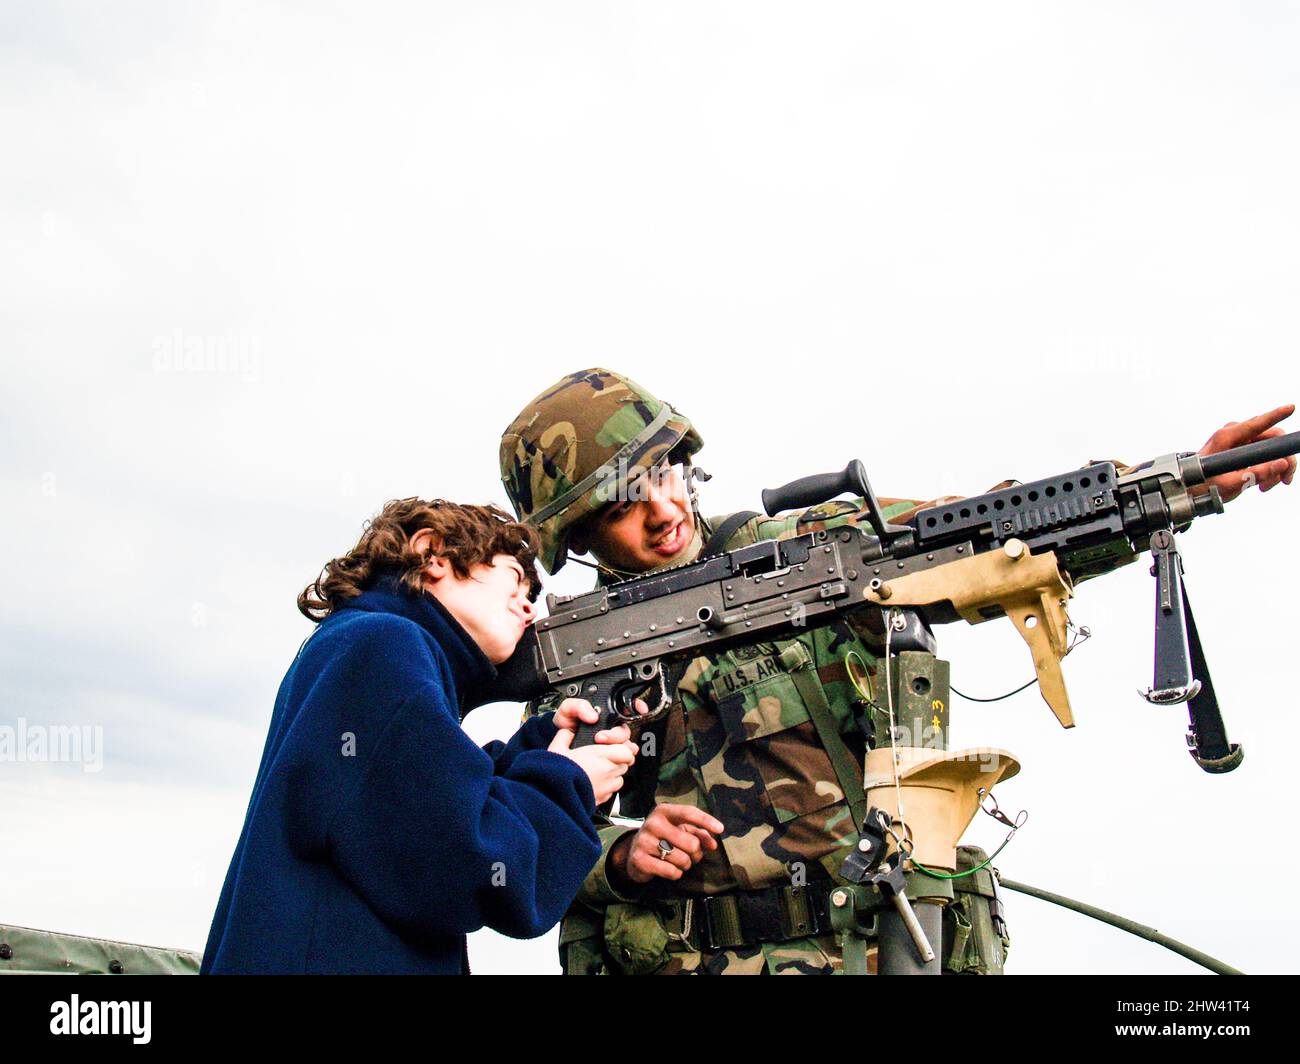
[
  {"xmin": 602, "ymin": 903, "xmax": 672, "ymax": 975},
  {"xmin": 942, "ymin": 845, "xmax": 1011, "ymax": 975}
]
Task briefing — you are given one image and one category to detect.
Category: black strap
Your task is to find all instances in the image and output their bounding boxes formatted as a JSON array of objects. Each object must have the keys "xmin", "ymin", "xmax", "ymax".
[
  {"xmin": 787, "ymin": 662, "xmax": 870, "ymax": 833},
  {"xmin": 620, "ymin": 659, "xmax": 690, "ymax": 816},
  {"xmin": 1182, "ymin": 589, "xmax": 1243, "ymax": 773},
  {"xmin": 621, "ymin": 717, "xmax": 668, "ymax": 816},
  {"xmin": 667, "ymin": 883, "xmax": 835, "ymax": 950},
  {"xmin": 701, "ymin": 511, "xmax": 760, "ymax": 557}
]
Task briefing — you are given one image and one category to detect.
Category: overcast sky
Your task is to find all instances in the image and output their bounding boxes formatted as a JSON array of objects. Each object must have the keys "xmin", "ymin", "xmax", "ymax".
[{"xmin": 2, "ymin": 1, "xmax": 1298, "ymax": 974}]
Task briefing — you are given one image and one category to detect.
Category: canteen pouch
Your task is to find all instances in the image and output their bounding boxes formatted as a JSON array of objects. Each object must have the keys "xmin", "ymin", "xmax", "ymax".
[{"xmin": 602, "ymin": 903, "xmax": 672, "ymax": 975}]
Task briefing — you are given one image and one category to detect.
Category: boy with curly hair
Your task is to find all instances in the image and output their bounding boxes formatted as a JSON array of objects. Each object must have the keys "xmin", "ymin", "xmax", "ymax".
[{"xmin": 202, "ymin": 499, "xmax": 634, "ymax": 974}]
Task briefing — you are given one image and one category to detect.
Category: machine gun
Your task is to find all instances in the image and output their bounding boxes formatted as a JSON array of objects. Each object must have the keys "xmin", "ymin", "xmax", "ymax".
[{"xmin": 495, "ymin": 430, "xmax": 1300, "ymax": 773}]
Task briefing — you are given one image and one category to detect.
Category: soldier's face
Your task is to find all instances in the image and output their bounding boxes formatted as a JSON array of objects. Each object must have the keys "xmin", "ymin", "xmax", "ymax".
[{"xmin": 584, "ymin": 462, "xmax": 695, "ymax": 572}]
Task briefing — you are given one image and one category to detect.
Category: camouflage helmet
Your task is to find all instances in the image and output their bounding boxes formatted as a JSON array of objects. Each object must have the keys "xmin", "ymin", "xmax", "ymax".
[{"xmin": 500, "ymin": 368, "xmax": 704, "ymax": 574}]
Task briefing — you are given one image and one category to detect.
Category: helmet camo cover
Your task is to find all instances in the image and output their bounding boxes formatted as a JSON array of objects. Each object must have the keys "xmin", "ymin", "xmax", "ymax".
[{"xmin": 499, "ymin": 368, "xmax": 702, "ymax": 573}]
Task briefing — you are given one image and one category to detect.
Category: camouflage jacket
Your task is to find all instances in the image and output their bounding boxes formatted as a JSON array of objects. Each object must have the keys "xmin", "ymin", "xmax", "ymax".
[{"xmin": 539, "ymin": 497, "xmax": 923, "ymax": 974}]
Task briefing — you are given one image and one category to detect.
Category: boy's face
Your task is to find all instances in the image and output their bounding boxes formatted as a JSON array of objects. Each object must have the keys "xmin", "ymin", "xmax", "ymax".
[
  {"xmin": 425, "ymin": 553, "xmax": 535, "ymax": 664},
  {"xmin": 578, "ymin": 462, "xmax": 696, "ymax": 573}
]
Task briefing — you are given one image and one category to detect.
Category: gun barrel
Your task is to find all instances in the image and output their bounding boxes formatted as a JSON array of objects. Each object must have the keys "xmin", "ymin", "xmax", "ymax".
[{"xmin": 1199, "ymin": 430, "xmax": 1300, "ymax": 481}]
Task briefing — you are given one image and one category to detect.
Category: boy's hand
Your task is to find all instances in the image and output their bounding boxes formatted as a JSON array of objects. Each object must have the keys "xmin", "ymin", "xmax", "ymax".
[
  {"xmin": 552, "ymin": 697, "xmax": 649, "ymax": 745},
  {"xmin": 548, "ymin": 728, "xmax": 638, "ymax": 805}
]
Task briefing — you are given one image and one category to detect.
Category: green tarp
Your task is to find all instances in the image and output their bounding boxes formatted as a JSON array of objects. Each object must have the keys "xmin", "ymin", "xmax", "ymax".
[{"xmin": 0, "ymin": 923, "xmax": 200, "ymax": 975}]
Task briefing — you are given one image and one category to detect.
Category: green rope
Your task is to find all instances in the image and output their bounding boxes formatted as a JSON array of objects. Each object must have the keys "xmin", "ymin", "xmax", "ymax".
[{"xmin": 909, "ymin": 834, "xmax": 1013, "ymax": 880}]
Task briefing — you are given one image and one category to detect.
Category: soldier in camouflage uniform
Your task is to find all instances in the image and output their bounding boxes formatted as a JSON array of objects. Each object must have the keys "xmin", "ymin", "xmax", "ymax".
[
  {"xmin": 499, "ymin": 369, "xmax": 1296, "ymax": 975},
  {"xmin": 499, "ymin": 368, "xmax": 954, "ymax": 974}
]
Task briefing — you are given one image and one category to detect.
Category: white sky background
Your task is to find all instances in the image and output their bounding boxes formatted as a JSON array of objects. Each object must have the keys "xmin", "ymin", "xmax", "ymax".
[{"xmin": 2, "ymin": 1, "xmax": 1297, "ymax": 975}]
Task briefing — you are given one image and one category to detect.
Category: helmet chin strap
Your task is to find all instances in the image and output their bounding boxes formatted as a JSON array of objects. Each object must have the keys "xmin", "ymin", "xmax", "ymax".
[
  {"xmin": 567, "ymin": 553, "xmax": 644, "ymax": 581},
  {"xmin": 684, "ymin": 457, "xmax": 713, "ymax": 542}
]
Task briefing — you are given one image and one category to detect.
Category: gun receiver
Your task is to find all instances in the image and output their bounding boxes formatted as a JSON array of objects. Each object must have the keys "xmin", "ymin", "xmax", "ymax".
[{"xmin": 490, "ymin": 432, "xmax": 1300, "ymax": 770}]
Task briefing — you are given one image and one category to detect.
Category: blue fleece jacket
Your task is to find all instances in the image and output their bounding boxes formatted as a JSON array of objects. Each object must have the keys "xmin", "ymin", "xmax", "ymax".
[{"xmin": 200, "ymin": 577, "xmax": 600, "ymax": 974}]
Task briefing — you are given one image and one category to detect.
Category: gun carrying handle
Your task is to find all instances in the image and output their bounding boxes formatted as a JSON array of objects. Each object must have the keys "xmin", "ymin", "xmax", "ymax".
[
  {"xmin": 762, "ymin": 460, "xmax": 910, "ymax": 545},
  {"xmin": 762, "ymin": 461, "xmax": 869, "ymax": 516}
]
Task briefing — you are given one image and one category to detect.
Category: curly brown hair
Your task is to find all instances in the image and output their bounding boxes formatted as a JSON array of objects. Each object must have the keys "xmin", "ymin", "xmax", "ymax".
[{"xmin": 298, "ymin": 498, "xmax": 543, "ymax": 622}]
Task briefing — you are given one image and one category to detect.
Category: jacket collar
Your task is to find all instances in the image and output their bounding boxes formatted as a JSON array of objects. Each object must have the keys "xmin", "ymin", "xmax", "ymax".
[{"xmin": 343, "ymin": 575, "xmax": 497, "ymax": 715}]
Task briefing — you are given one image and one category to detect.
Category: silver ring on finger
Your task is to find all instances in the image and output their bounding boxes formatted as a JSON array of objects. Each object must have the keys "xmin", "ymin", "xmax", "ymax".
[{"xmin": 657, "ymin": 838, "xmax": 675, "ymax": 859}]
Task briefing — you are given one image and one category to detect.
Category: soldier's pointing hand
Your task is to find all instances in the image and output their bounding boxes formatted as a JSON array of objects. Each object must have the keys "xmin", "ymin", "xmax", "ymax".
[
  {"xmin": 1195, "ymin": 403, "xmax": 1296, "ymax": 503},
  {"xmin": 612, "ymin": 804, "xmax": 725, "ymax": 885}
]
